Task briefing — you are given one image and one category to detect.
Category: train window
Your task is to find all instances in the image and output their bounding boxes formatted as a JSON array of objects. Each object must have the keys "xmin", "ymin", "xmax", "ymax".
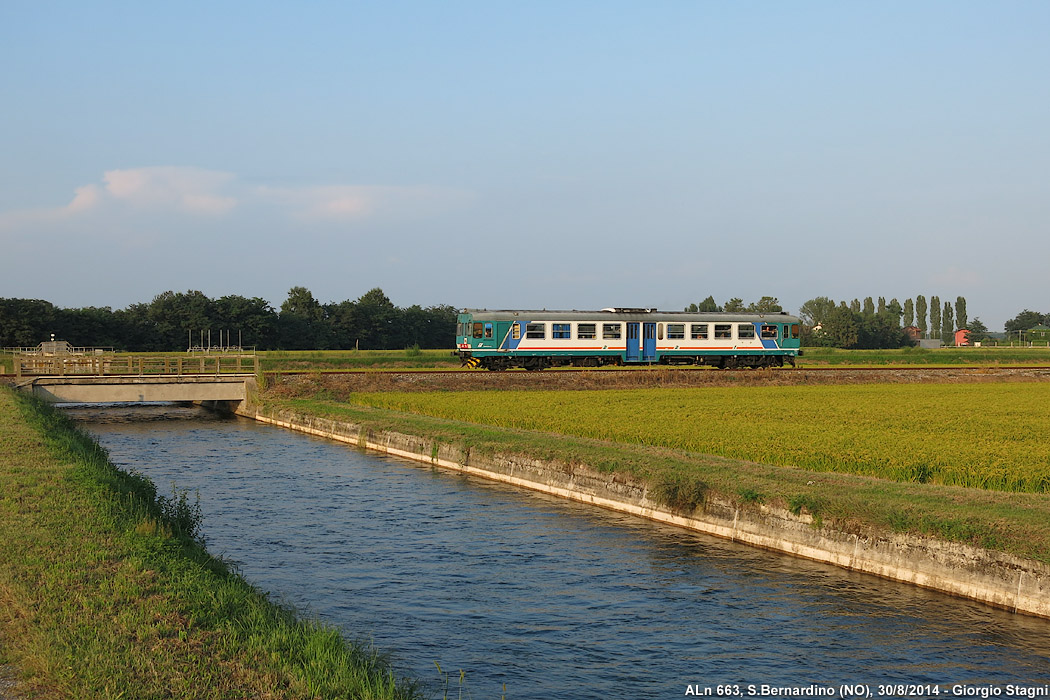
[
  {"xmin": 473, "ymin": 323, "xmax": 483, "ymax": 339},
  {"xmin": 761, "ymin": 325, "xmax": 778, "ymax": 339},
  {"xmin": 603, "ymin": 323, "xmax": 622, "ymax": 340},
  {"xmin": 657, "ymin": 323, "xmax": 664, "ymax": 340},
  {"xmin": 484, "ymin": 322, "xmax": 493, "ymax": 339},
  {"xmin": 577, "ymin": 323, "xmax": 596, "ymax": 339},
  {"xmin": 526, "ymin": 323, "xmax": 545, "ymax": 339},
  {"xmin": 738, "ymin": 324, "xmax": 756, "ymax": 339},
  {"xmin": 791, "ymin": 324, "xmax": 800, "ymax": 339},
  {"xmin": 667, "ymin": 324, "xmax": 685, "ymax": 340},
  {"xmin": 690, "ymin": 324, "xmax": 708, "ymax": 340},
  {"xmin": 512, "ymin": 322, "xmax": 521, "ymax": 340},
  {"xmin": 714, "ymin": 324, "xmax": 732, "ymax": 339},
  {"xmin": 553, "ymin": 323, "xmax": 571, "ymax": 339}
]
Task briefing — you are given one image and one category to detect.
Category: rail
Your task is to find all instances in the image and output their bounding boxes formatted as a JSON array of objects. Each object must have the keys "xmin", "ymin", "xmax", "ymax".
[{"xmin": 14, "ymin": 354, "xmax": 259, "ymax": 378}]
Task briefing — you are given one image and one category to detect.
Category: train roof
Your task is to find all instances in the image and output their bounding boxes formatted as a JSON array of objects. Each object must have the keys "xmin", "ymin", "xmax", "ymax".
[{"xmin": 460, "ymin": 309, "xmax": 801, "ymax": 323}]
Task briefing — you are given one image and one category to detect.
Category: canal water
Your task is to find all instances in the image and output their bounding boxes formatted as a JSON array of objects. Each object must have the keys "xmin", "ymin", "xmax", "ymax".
[{"xmin": 67, "ymin": 404, "xmax": 1050, "ymax": 699}]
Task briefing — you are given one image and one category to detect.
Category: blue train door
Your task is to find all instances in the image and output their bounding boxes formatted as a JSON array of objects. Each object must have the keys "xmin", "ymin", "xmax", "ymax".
[
  {"xmin": 626, "ymin": 323, "xmax": 640, "ymax": 362},
  {"xmin": 643, "ymin": 323, "xmax": 656, "ymax": 362}
]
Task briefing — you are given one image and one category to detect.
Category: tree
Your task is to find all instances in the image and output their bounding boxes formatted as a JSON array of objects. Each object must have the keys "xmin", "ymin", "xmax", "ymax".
[
  {"xmin": 819, "ymin": 305, "xmax": 859, "ymax": 348},
  {"xmin": 353, "ymin": 288, "xmax": 399, "ymax": 349},
  {"xmin": 278, "ymin": 286, "xmax": 329, "ymax": 349},
  {"xmin": 862, "ymin": 297, "xmax": 875, "ymax": 315},
  {"xmin": 877, "ymin": 297, "xmax": 886, "ymax": 316},
  {"xmin": 964, "ymin": 318, "xmax": 991, "ymax": 343},
  {"xmin": 887, "ymin": 298, "xmax": 902, "ymax": 326},
  {"xmin": 723, "ymin": 298, "xmax": 745, "ymax": 312},
  {"xmin": 915, "ymin": 295, "xmax": 927, "ymax": 336},
  {"xmin": 955, "ymin": 296, "xmax": 968, "ymax": 331},
  {"xmin": 930, "ymin": 296, "xmax": 941, "ymax": 339},
  {"xmin": 213, "ymin": 295, "xmax": 279, "ymax": 348},
  {"xmin": 941, "ymin": 302, "xmax": 954, "ymax": 345},
  {"xmin": 903, "ymin": 298, "xmax": 915, "ymax": 328},
  {"xmin": 747, "ymin": 296, "xmax": 782, "ymax": 313},
  {"xmin": 0, "ymin": 298, "xmax": 58, "ymax": 347},
  {"xmin": 697, "ymin": 296, "xmax": 721, "ymax": 312},
  {"xmin": 1005, "ymin": 310, "xmax": 1048, "ymax": 334},
  {"xmin": 850, "ymin": 299, "xmax": 861, "ymax": 313},
  {"xmin": 798, "ymin": 297, "xmax": 836, "ymax": 327}
]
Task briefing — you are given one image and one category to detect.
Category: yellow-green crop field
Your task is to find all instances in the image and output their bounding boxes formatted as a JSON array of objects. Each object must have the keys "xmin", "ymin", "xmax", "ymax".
[{"xmin": 349, "ymin": 383, "xmax": 1050, "ymax": 493}]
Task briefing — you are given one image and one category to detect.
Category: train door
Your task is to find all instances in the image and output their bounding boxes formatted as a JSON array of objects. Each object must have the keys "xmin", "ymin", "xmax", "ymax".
[
  {"xmin": 626, "ymin": 323, "xmax": 640, "ymax": 362},
  {"xmin": 643, "ymin": 323, "xmax": 657, "ymax": 362}
]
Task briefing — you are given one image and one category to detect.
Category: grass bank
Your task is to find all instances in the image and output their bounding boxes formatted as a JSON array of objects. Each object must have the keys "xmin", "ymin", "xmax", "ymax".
[
  {"xmin": 0, "ymin": 388, "xmax": 420, "ymax": 699},
  {"xmin": 262, "ymin": 395, "xmax": 1050, "ymax": 565}
]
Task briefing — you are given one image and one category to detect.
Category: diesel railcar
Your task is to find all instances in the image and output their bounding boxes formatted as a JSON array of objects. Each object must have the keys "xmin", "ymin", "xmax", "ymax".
[{"xmin": 456, "ymin": 308, "xmax": 802, "ymax": 370}]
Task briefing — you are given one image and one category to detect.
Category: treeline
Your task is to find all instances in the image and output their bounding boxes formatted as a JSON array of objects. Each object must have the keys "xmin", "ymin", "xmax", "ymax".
[
  {"xmin": 797, "ymin": 295, "xmax": 987, "ymax": 348},
  {"xmin": 0, "ymin": 287, "xmax": 458, "ymax": 352}
]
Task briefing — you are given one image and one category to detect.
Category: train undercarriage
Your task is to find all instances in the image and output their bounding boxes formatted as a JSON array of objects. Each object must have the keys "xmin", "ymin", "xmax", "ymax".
[{"xmin": 461, "ymin": 353, "xmax": 795, "ymax": 371}]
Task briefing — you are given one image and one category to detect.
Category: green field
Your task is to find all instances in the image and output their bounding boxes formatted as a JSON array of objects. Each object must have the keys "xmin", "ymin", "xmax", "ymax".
[{"xmin": 347, "ymin": 383, "xmax": 1050, "ymax": 493}]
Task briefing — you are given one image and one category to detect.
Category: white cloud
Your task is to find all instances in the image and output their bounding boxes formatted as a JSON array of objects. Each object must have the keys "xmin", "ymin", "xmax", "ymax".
[
  {"xmin": 0, "ymin": 167, "xmax": 473, "ymax": 235},
  {"xmin": 255, "ymin": 184, "xmax": 474, "ymax": 222},
  {"xmin": 101, "ymin": 166, "xmax": 237, "ymax": 214}
]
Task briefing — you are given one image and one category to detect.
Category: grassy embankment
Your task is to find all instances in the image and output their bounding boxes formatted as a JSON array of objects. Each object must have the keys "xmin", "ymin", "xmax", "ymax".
[
  {"xmin": 0, "ymin": 387, "xmax": 421, "ymax": 699},
  {"xmin": 262, "ymin": 380, "xmax": 1050, "ymax": 564}
]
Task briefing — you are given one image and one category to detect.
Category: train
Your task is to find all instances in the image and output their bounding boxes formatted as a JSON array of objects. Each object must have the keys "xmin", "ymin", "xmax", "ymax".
[{"xmin": 456, "ymin": 308, "xmax": 802, "ymax": 370}]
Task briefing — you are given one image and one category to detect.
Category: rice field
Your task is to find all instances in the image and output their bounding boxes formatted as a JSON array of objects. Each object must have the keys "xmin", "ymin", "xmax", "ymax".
[{"xmin": 349, "ymin": 383, "xmax": 1050, "ymax": 493}]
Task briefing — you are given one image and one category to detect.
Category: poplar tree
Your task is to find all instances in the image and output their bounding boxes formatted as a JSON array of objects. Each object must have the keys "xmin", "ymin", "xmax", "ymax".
[
  {"xmin": 930, "ymin": 296, "xmax": 941, "ymax": 339},
  {"xmin": 903, "ymin": 298, "xmax": 915, "ymax": 328},
  {"xmin": 887, "ymin": 298, "xmax": 902, "ymax": 325},
  {"xmin": 877, "ymin": 297, "xmax": 886, "ymax": 316},
  {"xmin": 942, "ymin": 302, "xmax": 954, "ymax": 344},
  {"xmin": 955, "ymin": 296, "xmax": 967, "ymax": 330},
  {"xmin": 863, "ymin": 297, "xmax": 875, "ymax": 315},
  {"xmin": 850, "ymin": 299, "xmax": 861, "ymax": 313},
  {"xmin": 916, "ymin": 296, "xmax": 927, "ymax": 336}
]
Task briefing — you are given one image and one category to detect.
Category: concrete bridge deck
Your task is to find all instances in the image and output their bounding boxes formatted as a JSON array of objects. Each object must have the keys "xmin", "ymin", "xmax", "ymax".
[
  {"xmin": 17, "ymin": 374, "xmax": 252, "ymax": 404},
  {"xmin": 6, "ymin": 354, "xmax": 257, "ymax": 405}
]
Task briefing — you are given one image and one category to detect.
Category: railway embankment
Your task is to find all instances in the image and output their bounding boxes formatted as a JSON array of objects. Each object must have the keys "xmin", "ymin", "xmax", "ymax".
[
  {"xmin": 0, "ymin": 388, "xmax": 421, "ymax": 699},
  {"xmin": 240, "ymin": 392, "xmax": 1050, "ymax": 620}
]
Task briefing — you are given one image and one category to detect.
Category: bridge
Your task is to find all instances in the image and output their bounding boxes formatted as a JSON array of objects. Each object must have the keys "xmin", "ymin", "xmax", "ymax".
[{"xmin": 9, "ymin": 354, "xmax": 257, "ymax": 406}]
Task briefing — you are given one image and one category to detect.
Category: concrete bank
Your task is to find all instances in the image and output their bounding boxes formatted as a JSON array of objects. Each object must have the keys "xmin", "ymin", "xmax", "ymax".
[{"xmin": 239, "ymin": 405, "xmax": 1050, "ymax": 620}]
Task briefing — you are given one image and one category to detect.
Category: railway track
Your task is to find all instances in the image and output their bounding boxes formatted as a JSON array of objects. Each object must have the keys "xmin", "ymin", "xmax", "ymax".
[{"xmin": 263, "ymin": 365, "xmax": 1050, "ymax": 376}]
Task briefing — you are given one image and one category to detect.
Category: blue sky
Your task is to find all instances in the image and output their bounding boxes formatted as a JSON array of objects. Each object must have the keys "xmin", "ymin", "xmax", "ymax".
[{"xmin": 2, "ymin": 2, "xmax": 1047, "ymax": 330}]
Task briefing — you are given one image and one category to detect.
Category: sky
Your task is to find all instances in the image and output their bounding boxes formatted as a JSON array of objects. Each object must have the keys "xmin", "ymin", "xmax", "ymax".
[{"xmin": 2, "ymin": 2, "xmax": 1048, "ymax": 331}]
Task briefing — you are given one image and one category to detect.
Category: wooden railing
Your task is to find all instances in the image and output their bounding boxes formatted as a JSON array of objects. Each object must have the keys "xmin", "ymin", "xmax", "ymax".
[{"xmin": 15, "ymin": 354, "xmax": 259, "ymax": 378}]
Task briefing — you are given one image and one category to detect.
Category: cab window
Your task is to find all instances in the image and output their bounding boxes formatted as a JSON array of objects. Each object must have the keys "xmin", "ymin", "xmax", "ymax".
[{"xmin": 472, "ymin": 323, "xmax": 483, "ymax": 339}]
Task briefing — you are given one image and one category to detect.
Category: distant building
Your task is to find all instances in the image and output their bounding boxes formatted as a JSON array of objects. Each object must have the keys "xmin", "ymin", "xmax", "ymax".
[
  {"xmin": 1029, "ymin": 324, "xmax": 1050, "ymax": 342},
  {"xmin": 903, "ymin": 326, "xmax": 921, "ymax": 341},
  {"xmin": 954, "ymin": 328, "xmax": 971, "ymax": 346}
]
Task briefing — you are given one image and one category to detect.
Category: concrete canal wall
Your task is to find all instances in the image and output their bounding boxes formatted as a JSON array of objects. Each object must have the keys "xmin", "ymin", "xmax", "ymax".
[{"xmin": 239, "ymin": 405, "xmax": 1050, "ymax": 620}]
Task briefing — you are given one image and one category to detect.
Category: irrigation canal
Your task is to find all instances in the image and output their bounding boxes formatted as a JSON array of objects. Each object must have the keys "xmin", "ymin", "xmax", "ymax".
[{"xmin": 67, "ymin": 403, "xmax": 1050, "ymax": 699}]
